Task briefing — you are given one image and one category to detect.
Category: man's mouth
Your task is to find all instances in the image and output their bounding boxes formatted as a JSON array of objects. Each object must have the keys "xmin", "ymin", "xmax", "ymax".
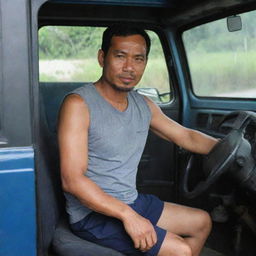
[{"xmin": 119, "ymin": 76, "xmax": 135, "ymax": 84}]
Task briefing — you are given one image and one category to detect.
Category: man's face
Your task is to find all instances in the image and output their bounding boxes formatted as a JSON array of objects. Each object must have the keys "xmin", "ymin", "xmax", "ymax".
[{"xmin": 98, "ymin": 34, "xmax": 148, "ymax": 92}]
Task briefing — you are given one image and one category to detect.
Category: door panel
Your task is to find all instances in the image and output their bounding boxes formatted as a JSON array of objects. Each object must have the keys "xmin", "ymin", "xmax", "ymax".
[
  {"xmin": 137, "ymin": 106, "xmax": 180, "ymax": 202},
  {"xmin": 189, "ymin": 97, "xmax": 256, "ymax": 135},
  {"xmin": 0, "ymin": 147, "xmax": 36, "ymax": 256}
]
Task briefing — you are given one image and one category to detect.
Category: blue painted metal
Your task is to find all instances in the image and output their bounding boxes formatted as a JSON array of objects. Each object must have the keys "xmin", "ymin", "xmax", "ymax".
[
  {"xmin": 50, "ymin": 0, "xmax": 171, "ymax": 7},
  {"xmin": 167, "ymin": 31, "xmax": 191, "ymax": 127},
  {"xmin": 189, "ymin": 93, "xmax": 256, "ymax": 110},
  {"xmin": 0, "ymin": 147, "xmax": 36, "ymax": 256}
]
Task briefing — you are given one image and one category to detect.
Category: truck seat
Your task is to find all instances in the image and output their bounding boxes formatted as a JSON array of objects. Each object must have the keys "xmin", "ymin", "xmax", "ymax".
[{"xmin": 38, "ymin": 82, "xmax": 125, "ymax": 256}]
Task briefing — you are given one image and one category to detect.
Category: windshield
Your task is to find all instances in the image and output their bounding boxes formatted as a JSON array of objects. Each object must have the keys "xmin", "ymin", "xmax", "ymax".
[{"xmin": 183, "ymin": 10, "xmax": 256, "ymax": 98}]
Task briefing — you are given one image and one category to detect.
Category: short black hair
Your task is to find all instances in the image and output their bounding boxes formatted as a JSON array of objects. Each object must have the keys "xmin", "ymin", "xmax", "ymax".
[{"xmin": 101, "ymin": 24, "xmax": 151, "ymax": 57}]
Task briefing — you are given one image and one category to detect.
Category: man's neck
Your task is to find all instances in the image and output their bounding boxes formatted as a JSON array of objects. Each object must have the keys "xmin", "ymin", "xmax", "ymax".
[
  {"xmin": 94, "ymin": 79, "xmax": 129, "ymax": 112},
  {"xmin": 94, "ymin": 79, "xmax": 128, "ymax": 104}
]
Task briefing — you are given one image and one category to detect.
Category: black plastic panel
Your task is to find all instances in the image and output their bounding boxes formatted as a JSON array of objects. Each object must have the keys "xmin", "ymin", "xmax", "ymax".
[{"xmin": 137, "ymin": 109, "xmax": 179, "ymax": 202}]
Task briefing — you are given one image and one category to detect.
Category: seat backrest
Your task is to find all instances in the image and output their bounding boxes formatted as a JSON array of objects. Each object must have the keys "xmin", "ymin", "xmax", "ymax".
[
  {"xmin": 37, "ymin": 82, "xmax": 85, "ymax": 255},
  {"xmin": 37, "ymin": 82, "xmax": 126, "ymax": 256},
  {"xmin": 40, "ymin": 82, "xmax": 86, "ymax": 134}
]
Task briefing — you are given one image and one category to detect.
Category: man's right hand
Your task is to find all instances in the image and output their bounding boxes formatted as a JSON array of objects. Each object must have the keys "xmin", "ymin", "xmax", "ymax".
[{"xmin": 122, "ymin": 211, "xmax": 157, "ymax": 252}]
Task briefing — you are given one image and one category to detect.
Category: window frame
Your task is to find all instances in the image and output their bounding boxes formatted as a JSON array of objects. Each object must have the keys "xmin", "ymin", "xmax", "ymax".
[{"xmin": 0, "ymin": 0, "xmax": 32, "ymax": 148}]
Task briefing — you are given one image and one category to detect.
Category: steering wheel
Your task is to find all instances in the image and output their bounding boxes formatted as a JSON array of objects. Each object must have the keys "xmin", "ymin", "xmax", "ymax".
[{"xmin": 182, "ymin": 111, "xmax": 256, "ymax": 199}]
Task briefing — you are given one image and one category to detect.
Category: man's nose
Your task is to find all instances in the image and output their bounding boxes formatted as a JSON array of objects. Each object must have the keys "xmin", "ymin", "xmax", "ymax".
[{"xmin": 122, "ymin": 58, "xmax": 134, "ymax": 72}]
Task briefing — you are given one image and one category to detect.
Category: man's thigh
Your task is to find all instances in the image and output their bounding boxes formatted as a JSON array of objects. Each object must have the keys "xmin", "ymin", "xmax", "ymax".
[
  {"xmin": 71, "ymin": 194, "xmax": 168, "ymax": 256},
  {"xmin": 71, "ymin": 211, "xmax": 166, "ymax": 256},
  {"xmin": 157, "ymin": 202, "xmax": 210, "ymax": 236}
]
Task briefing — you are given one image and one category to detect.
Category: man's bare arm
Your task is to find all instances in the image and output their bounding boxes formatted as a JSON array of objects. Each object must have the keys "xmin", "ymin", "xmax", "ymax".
[
  {"xmin": 58, "ymin": 94, "xmax": 156, "ymax": 252},
  {"xmin": 144, "ymin": 97, "xmax": 219, "ymax": 154}
]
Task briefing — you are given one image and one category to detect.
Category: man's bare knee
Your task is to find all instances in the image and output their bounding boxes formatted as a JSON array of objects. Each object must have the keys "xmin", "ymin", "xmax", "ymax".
[
  {"xmin": 158, "ymin": 232, "xmax": 192, "ymax": 256},
  {"xmin": 176, "ymin": 241, "xmax": 192, "ymax": 256},
  {"xmin": 197, "ymin": 209, "xmax": 212, "ymax": 235}
]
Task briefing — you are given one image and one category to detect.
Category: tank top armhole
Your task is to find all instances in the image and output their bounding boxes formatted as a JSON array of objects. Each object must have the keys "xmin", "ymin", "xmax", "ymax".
[
  {"xmin": 131, "ymin": 91, "xmax": 152, "ymax": 123},
  {"xmin": 141, "ymin": 95, "xmax": 153, "ymax": 122}
]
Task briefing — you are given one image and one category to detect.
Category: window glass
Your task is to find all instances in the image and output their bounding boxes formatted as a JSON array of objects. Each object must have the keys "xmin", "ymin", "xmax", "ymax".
[
  {"xmin": 183, "ymin": 10, "xmax": 256, "ymax": 98},
  {"xmin": 39, "ymin": 26, "xmax": 171, "ymax": 103}
]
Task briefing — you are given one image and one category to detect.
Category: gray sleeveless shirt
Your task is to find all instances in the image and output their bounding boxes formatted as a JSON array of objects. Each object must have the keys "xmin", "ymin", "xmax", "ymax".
[{"xmin": 64, "ymin": 83, "xmax": 152, "ymax": 223}]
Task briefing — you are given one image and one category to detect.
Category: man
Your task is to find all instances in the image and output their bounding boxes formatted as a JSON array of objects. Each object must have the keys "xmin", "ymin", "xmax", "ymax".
[{"xmin": 58, "ymin": 25, "xmax": 218, "ymax": 256}]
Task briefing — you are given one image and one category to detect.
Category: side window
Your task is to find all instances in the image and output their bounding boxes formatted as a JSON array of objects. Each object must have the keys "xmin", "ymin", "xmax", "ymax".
[
  {"xmin": 39, "ymin": 26, "xmax": 171, "ymax": 103},
  {"xmin": 137, "ymin": 31, "xmax": 171, "ymax": 103},
  {"xmin": 183, "ymin": 10, "xmax": 256, "ymax": 98}
]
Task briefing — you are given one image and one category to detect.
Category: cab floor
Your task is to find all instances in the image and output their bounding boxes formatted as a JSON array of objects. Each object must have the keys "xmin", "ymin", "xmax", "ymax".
[
  {"xmin": 206, "ymin": 220, "xmax": 256, "ymax": 256},
  {"xmin": 200, "ymin": 247, "xmax": 226, "ymax": 256}
]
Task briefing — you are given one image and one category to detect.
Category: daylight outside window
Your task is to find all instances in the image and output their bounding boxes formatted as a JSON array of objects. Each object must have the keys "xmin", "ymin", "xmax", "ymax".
[
  {"xmin": 183, "ymin": 10, "xmax": 256, "ymax": 98},
  {"xmin": 39, "ymin": 26, "xmax": 171, "ymax": 103}
]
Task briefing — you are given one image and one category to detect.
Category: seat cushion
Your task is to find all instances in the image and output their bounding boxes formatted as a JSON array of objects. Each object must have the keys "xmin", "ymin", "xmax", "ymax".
[{"xmin": 52, "ymin": 217, "xmax": 126, "ymax": 256}]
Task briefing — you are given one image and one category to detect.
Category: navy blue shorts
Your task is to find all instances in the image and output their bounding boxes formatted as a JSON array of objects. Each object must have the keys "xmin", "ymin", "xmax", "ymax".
[{"xmin": 70, "ymin": 194, "xmax": 166, "ymax": 256}]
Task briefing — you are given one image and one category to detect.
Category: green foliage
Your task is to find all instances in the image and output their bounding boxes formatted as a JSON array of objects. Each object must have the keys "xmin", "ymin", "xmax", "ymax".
[
  {"xmin": 39, "ymin": 26, "xmax": 105, "ymax": 59},
  {"xmin": 188, "ymin": 51, "xmax": 256, "ymax": 96},
  {"xmin": 183, "ymin": 10, "xmax": 256, "ymax": 97},
  {"xmin": 183, "ymin": 11, "xmax": 256, "ymax": 53},
  {"xmin": 39, "ymin": 26, "xmax": 165, "ymax": 60}
]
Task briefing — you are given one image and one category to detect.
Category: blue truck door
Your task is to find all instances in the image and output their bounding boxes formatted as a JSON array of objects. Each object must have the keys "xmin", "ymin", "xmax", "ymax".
[{"xmin": 0, "ymin": 0, "xmax": 37, "ymax": 255}]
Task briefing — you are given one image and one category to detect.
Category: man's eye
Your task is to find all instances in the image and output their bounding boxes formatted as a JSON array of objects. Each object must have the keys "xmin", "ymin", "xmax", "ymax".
[
  {"xmin": 135, "ymin": 57, "xmax": 144, "ymax": 62},
  {"xmin": 116, "ymin": 54, "xmax": 124, "ymax": 58}
]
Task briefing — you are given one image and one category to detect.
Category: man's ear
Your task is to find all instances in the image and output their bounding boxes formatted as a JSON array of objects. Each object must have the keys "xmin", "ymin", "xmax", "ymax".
[{"xmin": 98, "ymin": 49, "xmax": 105, "ymax": 67}]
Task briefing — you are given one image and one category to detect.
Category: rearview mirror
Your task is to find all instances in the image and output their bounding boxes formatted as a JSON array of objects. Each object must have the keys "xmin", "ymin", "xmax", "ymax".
[{"xmin": 227, "ymin": 15, "xmax": 242, "ymax": 32}]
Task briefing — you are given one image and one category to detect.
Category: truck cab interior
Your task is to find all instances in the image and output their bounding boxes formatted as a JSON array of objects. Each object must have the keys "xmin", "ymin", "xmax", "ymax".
[{"xmin": 32, "ymin": 0, "xmax": 256, "ymax": 255}]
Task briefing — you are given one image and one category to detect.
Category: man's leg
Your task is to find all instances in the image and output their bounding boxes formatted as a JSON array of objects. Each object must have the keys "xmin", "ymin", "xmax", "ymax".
[
  {"xmin": 157, "ymin": 202, "xmax": 212, "ymax": 256},
  {"xmin": 157, "ymin": 231, "xmax": 192, "ymax": 256}
]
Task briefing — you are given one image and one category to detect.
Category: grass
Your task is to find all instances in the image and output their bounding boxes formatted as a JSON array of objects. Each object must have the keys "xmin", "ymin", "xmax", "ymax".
[
  {"xmin": 39, "ymin": 58, "xmax": 170, "ymax": 94},
  {"xmin": 187, "ymin": 51, "xmax": 256, "ymax": 96},
  {"xmin": 39, "ymin": 51, "xmax": 256, "ymax": 98}
]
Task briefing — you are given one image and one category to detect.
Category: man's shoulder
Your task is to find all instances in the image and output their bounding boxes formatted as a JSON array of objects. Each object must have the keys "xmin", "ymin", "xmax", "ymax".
[
  {"xmin": 130, "ymin": 90, "xmax": 153, "ymax": 108},
  {"xmin": 70, "ymin": 82, "xmax": 94, "ymax": 94},
  {"xmin": 66, "ymin": 82, "xmax": 96, "ymax": 104},
  {"xmin": 65, "ymin": 93, "xmax": 84, "ymax": 104},
  {"xmin": 61, "ymin": 94, "xmax": 88, "ymax": 115}
]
